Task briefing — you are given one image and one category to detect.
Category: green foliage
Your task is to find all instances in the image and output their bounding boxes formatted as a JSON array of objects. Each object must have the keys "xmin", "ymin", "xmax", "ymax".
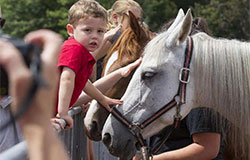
[
  {"xmin": 0, "ymin": 0, "xmax": 249, "ymax": 40},
  {"xmin": 96, "ymin": 0, "xmax": 115, "ymax": 9},
  {"xmin": 193, "ymin": 0, "xmax": 250, "ymax": 40},
  {"xmin": 137, "ymin": 0, "xmax": 177, "ymax": 32},
  {"xmin": 0, "ymin": 0, "xmax": 77, "ymax": 39}
]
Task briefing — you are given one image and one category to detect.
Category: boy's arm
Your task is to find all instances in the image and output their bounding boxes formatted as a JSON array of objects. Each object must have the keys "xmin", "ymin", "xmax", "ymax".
[
  {"xmin": 57, "ymin": 67, "xmax": 74, "ymax": 129},
  {"xmin": 83, "ymin": 80, "xmax": 122, "ymax": 111}
]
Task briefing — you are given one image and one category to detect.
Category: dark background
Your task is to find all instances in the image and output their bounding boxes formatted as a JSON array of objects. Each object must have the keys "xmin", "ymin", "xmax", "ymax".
[{"xmin": 0, "ymin": 0, "xmax": 249, "ymax": 40}]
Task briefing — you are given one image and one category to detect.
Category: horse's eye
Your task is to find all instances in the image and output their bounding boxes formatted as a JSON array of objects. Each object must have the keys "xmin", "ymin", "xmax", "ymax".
[{"xmin": 142, "ymin": 71, "xmax": 156, "ymax": 80}]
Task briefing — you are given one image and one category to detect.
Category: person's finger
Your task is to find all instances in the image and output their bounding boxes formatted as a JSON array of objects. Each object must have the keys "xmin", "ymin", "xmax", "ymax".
[
  {"xmin": 51, "ymin": 118, "xmax": 64, "ymax": 130},
  {"xmin": 128, "ymin": 57, "xmax": 142, "ymax": 69},
  {"xmin": 121, "ymin": 57, "xmax": 142, "ymax": 77},
  {"xmin": 112, "ymin": 99, "xmax": 123, "ymax": 105},
  {"xmin": 24, "ymin": 29, "xmax": 63, "ymax": 66},
  {"xmin": 103, "ymin": 105, "xmax": 111, "ymax": 112},
  {"xmin": 50, "ymin": 119, "xmax": 61, "ymax": 131},
  {"xmin": 0, "ymin": 39, "xmax": 27, "ymax": 73},
  {"xmin": 0, "ymin": 39, "xmax": 32, "ymax": 111},
  {"xmin": 24, "ymin": 30, "xmax": 62, "ymax": 116}
]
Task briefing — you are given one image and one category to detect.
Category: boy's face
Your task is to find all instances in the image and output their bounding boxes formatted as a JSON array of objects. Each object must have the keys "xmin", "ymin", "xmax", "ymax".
[{"xmin": 68, "ymin": 17, "xmax": 106, "ymax": 52}]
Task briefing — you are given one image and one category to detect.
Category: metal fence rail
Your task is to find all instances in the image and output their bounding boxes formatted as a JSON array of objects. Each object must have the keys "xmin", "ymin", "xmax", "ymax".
[
  {"xmin": 0, "ymin": 106, "xmax": 118, "ymax": 160},
  {"xmin": 0, "ymin": 106, "xmax": 83, "ymax": 160}
]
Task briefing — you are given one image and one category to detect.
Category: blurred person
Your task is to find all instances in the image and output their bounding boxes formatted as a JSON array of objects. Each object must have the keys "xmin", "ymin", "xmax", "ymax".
[{"xmin": 0, "ymin": 29, "xmax": 69, "ymax": 160}]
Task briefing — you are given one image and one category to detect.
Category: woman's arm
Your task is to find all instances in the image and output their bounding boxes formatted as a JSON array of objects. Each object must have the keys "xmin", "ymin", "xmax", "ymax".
[
  {"xmin": 73, "ymin": 58, "xmax": 141, "ymax": 106},
  {"xmin": 151, "ymin": 132, "xmax": 220, "ymax": 160},
  {"xmin": 134, "ymin": 132, "xmax": 220, "ymax": 160}
]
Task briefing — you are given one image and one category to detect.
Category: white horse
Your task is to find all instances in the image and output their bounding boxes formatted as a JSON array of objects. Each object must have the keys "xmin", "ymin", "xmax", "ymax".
[{"xmin": 102, "ymin": 9, "xmax": 250, "ymax": 159}]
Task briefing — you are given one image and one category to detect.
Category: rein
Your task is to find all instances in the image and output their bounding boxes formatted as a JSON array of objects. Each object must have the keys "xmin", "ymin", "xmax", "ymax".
[{"xmin": 110, "ymin": 36, "xmax": 194, "ymax": 159}]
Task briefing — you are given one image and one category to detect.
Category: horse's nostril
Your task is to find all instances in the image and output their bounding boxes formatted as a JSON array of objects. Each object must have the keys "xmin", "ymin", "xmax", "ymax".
[
  {"xmin": 135, "ymin": 141, "xmax": 140, "ymax": 150},
  {"xmin": 103, "ymin": 133, "xmax": 112, "ymax": 147},
  {"xmin": 92, "ymin": 121, "xmax": 97, "ymax": 132},
  {"xmin": 90, "ymin": 121, "xmax": 98, "ymax": 133}
]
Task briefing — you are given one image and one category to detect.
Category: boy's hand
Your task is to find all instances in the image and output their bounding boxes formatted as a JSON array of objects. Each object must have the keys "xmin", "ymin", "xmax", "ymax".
[
  {"xmin": 99, "ymin": 96, "xmax": 123, "ymax": 112},
  {"xmin": 56, "ymin": 113, "xmax": 74, "ymax": 130},
  {"xmin": 120, "ymin": 57, "xmax": 142, "ymax": 77}
]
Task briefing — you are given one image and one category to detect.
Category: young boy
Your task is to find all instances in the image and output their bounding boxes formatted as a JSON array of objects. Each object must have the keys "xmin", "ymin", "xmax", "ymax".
[{"xmin": 57, "ymin": 0, "xmax": 122, "ymax": 129}]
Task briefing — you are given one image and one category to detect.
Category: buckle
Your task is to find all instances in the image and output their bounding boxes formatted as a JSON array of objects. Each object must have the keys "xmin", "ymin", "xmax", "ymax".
[
  {"xmin": 130, "ymin": 123, "xmax": 142, "ymax": 136},
  {"xmin": 140, "ymin": 146, "xmax": 152, "ymax": 160},
  {"xmin": 179, "ymin": 67, "xmax": 190, "ymax": 84}
]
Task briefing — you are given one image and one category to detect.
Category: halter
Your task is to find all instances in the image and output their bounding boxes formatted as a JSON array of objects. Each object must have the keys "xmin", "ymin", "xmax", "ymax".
[{"xmin": 110, "ymin": 36, "xmax": 194, "ymax": 160}]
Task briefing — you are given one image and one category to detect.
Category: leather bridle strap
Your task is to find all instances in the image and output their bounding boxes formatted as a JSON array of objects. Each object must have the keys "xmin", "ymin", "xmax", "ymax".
[
  {"xmin": 110, "ymin": 36, "xmax": 194, "ymax": 159},
  {"xmin": 178, "ymin": 36, "xmax": 193, "ymax": 104}
]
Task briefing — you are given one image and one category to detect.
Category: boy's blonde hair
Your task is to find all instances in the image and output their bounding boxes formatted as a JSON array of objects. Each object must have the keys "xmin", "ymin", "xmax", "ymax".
[
  {"xmin": 107, "ymin": 0, "xmax": 142, "ymax": 29},
  {"xmin": 68, "ymin": 0, "xmax": 108, "ymax": 27}
]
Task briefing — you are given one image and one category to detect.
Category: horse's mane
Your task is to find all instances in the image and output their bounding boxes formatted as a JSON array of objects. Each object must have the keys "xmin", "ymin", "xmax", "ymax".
[
  {"xmin": 102, "ymin": 26, "xmax": 153, "ymax": 76},
  {"xmin": 108, "ymin": 28, "xmax": 142, "ymax": 63},
  {"xmin": 193, "ymin": 32, "xmax": 250, "ymax": 158}
]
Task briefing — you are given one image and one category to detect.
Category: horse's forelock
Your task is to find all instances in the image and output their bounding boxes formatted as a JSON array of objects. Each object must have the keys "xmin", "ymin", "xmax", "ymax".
[{"xmin": 142, "ymin": 32, "xmax": 170, "ymax": 65}]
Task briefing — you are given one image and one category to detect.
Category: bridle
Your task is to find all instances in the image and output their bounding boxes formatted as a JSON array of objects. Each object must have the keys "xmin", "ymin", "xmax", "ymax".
[{"xmin": 110, "ymin": 36, "xmax": 194, "ymax": 160}]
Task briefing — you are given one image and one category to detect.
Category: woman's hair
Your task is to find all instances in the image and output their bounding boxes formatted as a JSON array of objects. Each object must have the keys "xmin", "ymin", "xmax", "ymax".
[
  {"xmin": 159, "ymin": 17, "xmax": 211, "ymax": 36},
  {"xmin": 191, "ymin": 17, "xmax": 211, "ymax": 35},
  {"xmin": 68, "ymin": 0, "xmax": 107, "ymax": 27},
  {"xmin": 107, "ymin": 0, "xmax": 142, "ymax": 30}
]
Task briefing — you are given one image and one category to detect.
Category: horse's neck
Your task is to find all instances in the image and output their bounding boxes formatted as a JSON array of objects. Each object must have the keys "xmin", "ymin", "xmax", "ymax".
[{"xmin": 104, "ymin": 51, "xmax": 118, "ymax": 76}]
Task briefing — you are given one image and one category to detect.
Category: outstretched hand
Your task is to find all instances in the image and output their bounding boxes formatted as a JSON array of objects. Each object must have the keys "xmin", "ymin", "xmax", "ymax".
[
  {"xmin": 120, "ymin": 57, "xmax": 142, "ymax": 77},
  {"xmin": 99, "ymin": 95, "xmax": 123, "ymax": 112}
]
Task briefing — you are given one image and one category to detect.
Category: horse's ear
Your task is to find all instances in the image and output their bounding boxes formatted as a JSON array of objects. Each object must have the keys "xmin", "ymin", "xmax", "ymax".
[
  {"xmin": 165, "ymin": 8, "xmax": 185, "ymax": 34},
  {"xmin": 120, "ymin": 13, "xmax": 130, "ymax": 31},
  {"xmin": 167, "ymin": 9, "xmax": 192, "ymax": 47},
  {"xmin": 128, "ymin": 11, "xmax": 141, "ymax": 35}
]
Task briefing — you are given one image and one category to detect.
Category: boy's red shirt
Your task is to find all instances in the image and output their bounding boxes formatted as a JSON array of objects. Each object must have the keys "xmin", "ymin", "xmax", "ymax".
[{"xmin": 56, "ymin": 37, "xmax": 96, "ymax": 113}]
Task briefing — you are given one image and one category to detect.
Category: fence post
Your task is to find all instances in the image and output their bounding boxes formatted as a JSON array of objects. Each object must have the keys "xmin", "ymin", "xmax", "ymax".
[
  {"xmin": 0, "ymin": 106, "xmax": 86, "ymax": 160},
  {"xmin": 59, "ymin": 112, "xmax": 87, "ymax": 160}
]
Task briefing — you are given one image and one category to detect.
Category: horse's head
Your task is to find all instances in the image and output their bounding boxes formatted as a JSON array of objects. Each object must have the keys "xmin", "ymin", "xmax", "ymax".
[
  {"xmin": 102, "ymin": 9, "xmax": 197, "ymax": 159},
  {"xmin": 84, "ymin": 11, "xmax": 154, "ymax": 141}
]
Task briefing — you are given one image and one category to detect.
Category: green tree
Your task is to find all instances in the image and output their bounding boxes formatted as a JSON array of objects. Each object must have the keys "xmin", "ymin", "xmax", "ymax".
[
  {"xmin": 1, "ymin": 0, "xmax": 248, "ymax": 40},
  {"xmin": 0, "ymin": 0, "xmax": 77, "ymax": 38},
  {"xmin": 172, "ymin": 0, "xmax": 210, "ymax": 12},
  {"xmin": 137, "ymin": 0, "xmax": 177, "ymax": 32},
  {"xmin": 193, "ymin": 0, "xmax": 250, "ymax": 40}
]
